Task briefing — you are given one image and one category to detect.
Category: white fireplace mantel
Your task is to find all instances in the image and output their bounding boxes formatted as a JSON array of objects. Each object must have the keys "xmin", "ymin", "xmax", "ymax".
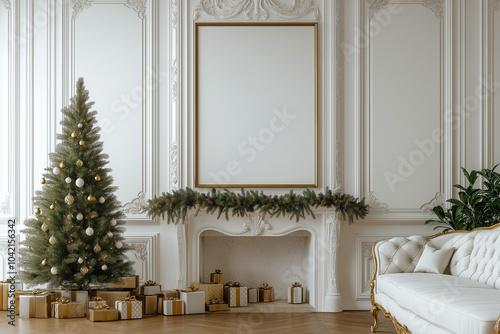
[{"xmin": 176, "ymin": 210, "xmax": 343, "ymax": 312}]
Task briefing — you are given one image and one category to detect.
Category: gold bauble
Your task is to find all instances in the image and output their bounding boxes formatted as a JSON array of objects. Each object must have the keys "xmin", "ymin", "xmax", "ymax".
[
  {"xmin": 49, "ymin": 235, "xmax": 56, "ymax": 245},
  {"xmin": 40, "ymin": 178, "xmax": 46, "ymax": 184},
  {"xmin": 71, "ymin": 131, "xmax": 77, "ymax": 138},
  {"xmin": 76, "ymin": 159, "xmax": 83, "ymax": 167},
  {"xmin": 94, "ymin": 244, "xmax": 101, "ymax": 253},
  {"xmin": 79, "ymin": 139, "xmax": 85, "ymax": 146},
  {"xmin": 42, "ymin": 259, "xmax": 48, "ymax": 267},
  {"xmin": 41, "ymin": 222, "xmax": 48, "ymax": 232},
  {"xmin": 50, "ymin": 203, "xmax": 55, "ymax": 210},
  {"xmin": 87, "ymin": 195, "xmax": 95, "ymax": 202},
  {"xmin": 64, "ymin": 193, "xmax": 74, "ymax": 205},
  {"xmin": 35, "ymin": 207, "xmax": 41, "ymax": 214},
  {"xmin": 59, "ymin": 162, "xmax": 66, "ymax": 169},
  {"xmin": 94, "ymin": 175, "xmax": 101, "ymax": 182},
  {"xmin": 80, "ymin": 266, "xmax": 89, "ymax": 275}
]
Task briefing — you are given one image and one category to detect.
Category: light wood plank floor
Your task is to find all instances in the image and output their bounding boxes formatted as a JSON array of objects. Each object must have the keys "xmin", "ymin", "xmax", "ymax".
[{"xmin": 1, "ymin": 311, "xmax": 396, "ymax": 334}]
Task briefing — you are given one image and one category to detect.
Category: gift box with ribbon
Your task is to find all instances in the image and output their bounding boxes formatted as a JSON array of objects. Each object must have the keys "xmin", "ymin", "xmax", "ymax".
[
  {"xmin": 19, "ymin": 290, "xmax": 52, "ymax": 318},
  {"xmin": 210, "ymin": 269, "xmax": 223, "ymax": 284},
  {"xmin": 224, "ymin": 282, "xmax": 248, "ymax": 307},
  {"xmin": 288, "ymin": 282, "xmax": 303, "ymax": 304},
  {"xmin": 89, "ymin": 297, "xmax": 108, "ymax": 309},
  {"xmin": 60, "ymin": 290, "xmax": 89, "ymax": 315},
  {"xmin": 140, "ymin": 280, "xmax": 161, "ymax": 296},
  {"xmin": 14, "ymin": 290, "xmax": 30, "ymax": 315},
  {"xmin": 105, "ymin": 275, "xmax": 140, "ymax": 289},
  {"xmin": 161, "ymin": 289, "xmax": 181, "ymax": 299},
  {"xmin": 1, "ymin": 280, "xmax": 23, "ymax": 311},
  {"xmin": 136, "ymin": 294, "xmax": 159, "ymax": 315},
  {"xmin": 115, "ymin": 296, "xmax": 142, "ymax": 320},
  {"xmin": 163, "ymin": 297, "xmax": 184, "ymax": 316},
  {"xmin": 191, "ymin": 282, "xmax": 223, "ymax": 305},
  {"xmin": 258, "ymin": 283, "xmax": 274, "ymax": 303},
  {"xmin": 248, "ymin": 288, "xmax": 258, "ymax": 303},
  {"xmin": 205, "ymin": 299, "xmax": 228, "ymax": 312},
  {"xmin": 96, "ymin": 290, "xmax": 130, "ymax": 309},
  {"xmin": 180, "ymin": 287, "xmax": 205, "ymax": 315},
  {"xmin": 51, "ymin": 297, "xmax": 85, "ymax": 319},
  {"xmin": 87, "ymin": 304, "xmax": 119, "ymax": 322}
]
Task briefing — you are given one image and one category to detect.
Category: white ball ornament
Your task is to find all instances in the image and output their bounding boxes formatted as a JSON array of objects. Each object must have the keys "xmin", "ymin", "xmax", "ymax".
[
  {"xmin": 78, "ymin": 257, "xmax": 84, "ymax": 264},
  {"xmin": 78, "ymin": 123, "xmax": 83, "ymax": 128},
  {"xmin": 107, "ymin": 232, "xmax": 113, "ymax": 238},
  {"xmin": 76, "ymin": 160, "xmax": 83, "ymax": 167},
  {"xmin": 115, "ymin": 241, "xmax": 123, "ymax": 249},
  {"xmin": 110, "ymin": 218, "xmax": 117, "ymax": 226},
  {"xmin": 49, "ymin": 235, "xmax": 56, "ymax": 245},
  {"xmin": 51, "ymin": 266, "xmax": 58, "ymax": 275},
  {"xmin": 65, "ymin": 177, "xmax": 72, "ymax": 184},
  {"xmin": 75, "ymin": 178, "xmax": 84, "ymax": 188},
  {"xmin": 67, "ymin": 213, "xmax": 74, "ymax": 220},
  {"xmin": 85, "ymin": 227, "xmax": 94, "ymax": 236},
  {"xmin": 76, "ymin": 213, "xmax": 83, "ymax": 221},
  {"xmin": 65, "ymin": 193, "xmax": 74, "ymax": 205},
  {"xmin": 99, "ymin": 197, "xmax": 105, "ymax": 203},
  {"xmin": 101, "ymin": 264, "xmax": 107, "ymax": 271},
  {"xmin": 53, "ymin": 167, "xmax": 60, "ymax": 175}
]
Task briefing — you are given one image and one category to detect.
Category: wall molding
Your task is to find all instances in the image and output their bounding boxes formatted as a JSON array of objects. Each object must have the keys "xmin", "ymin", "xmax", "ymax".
[
  {"xmin": 192, "ymin": 0, "xmax": 320, "ymax": 21},
  {"xmin": 123, "ymin": 233, "xmax": 159, "ymax": 284},
  {"xmin": 1, "ymin": 0, "xmax": 10, "ymax": 10},
  {"xmin": 367, "ymin": 191, "xmax": 389, "ymax": 214},
  {"xmin": 122, "ymin": 191, "xmax": 147, "ymax": 214},
  {"xmin": 419, "ymin": 192, "xmax": 445, "ymax": 214},
  {"xmin": 368, "ymin": 0, "xmax": 444, "ymax": 19},
  {"xmin": 124, "ymin": 0, "xmax": 148, "ymax": 18},
  {"xmin": 244, "ymin": 214, "xmax": 271, "ymax": 236}
]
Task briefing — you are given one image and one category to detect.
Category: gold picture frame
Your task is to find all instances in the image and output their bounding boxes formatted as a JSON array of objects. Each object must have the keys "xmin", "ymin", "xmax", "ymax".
[{"xmin": 195, "ymin": 22, "xmax": 318, "ymax": 188}]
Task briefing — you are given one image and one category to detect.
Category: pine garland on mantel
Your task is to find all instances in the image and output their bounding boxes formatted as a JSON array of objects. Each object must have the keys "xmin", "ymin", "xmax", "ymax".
[{"xmin": 147, "ymin": 187, "xmax": 369, "ymax": 224}]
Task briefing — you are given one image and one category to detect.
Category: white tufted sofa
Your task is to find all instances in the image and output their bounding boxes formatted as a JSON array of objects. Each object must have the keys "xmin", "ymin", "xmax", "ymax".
[{"xmin": 370, "ymin": 224, "xmax": 500, "ymax": 334}]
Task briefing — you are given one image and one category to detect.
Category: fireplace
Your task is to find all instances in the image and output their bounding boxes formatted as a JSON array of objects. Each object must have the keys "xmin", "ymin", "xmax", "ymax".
[{"xmin": 176, "ymin": 210, "xmax": 342, "ymax": 312}]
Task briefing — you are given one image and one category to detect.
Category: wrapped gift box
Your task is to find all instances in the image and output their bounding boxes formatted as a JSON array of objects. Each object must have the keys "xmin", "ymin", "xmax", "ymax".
[
  {"xmin": 61, "ymin": 290, "xmax": 88, "ymax": 315},
  {"xmin": 248, "ymin": 288, "xmax": 258, "ymax": 303},
  {"xmin": 19, "ymin": 294, "xmax": 51, "ymax": 318},
  {"xmin": 52, "ymin": 301, "xmax": 85, "ymax": 318},
  {"xmin": 224, "ymin": 286, "xmax": 248, "ymax": 307},
  {"xmin": 96, "ymin": 291, "xmax": 130, "ymax": 308},
  {"xmin": 105, "ymin": 275, "xmax": 139, "ymax": 289},
  {"xmin": 180, "ymin": 291, "xmax": 205, "ymax": 314},
  {"xmin": 258, "ymin": 284, "xmax": 274, "ymax": 303},
  {"xmin": 1, "ymin": 281, "xmax": 23, "ymax": 311},
  {"xmin": 89, "ymin": 298, "xmax": 108, "ymax": 309},
  {"xmin": 191, "ymin": 282, "xmax": 223, "ymax": 305},
  {"xmin": 210, "ymin": 270, "xmax": 223, "ymax": 284},
  {"xmin": 206, "ymin": 303, "xmax": 228, "ymax": 312},
  {"xmin": 163, "ymin": 298, "xmax": 184, "ymax": 316},
  {"xmin": 115, "ymin": 298, "xmax": 143, "ymax": 320},
  {"xmin": 140, "ymin": 281, "xmax": 161, "ymax": 296},
  {"xmin": 161, "ymin": 290, "xmax": 180, "ymax": 299},
  {"xmin": 157, "ymin": 295, "xmax": 164, "ymax": 314},
  {"xmin": 288, "ymin": 286, "xmax": 304, "ymax": 304},
  {"xmin": 14, "ymin": 290, "xmax": 30, "ymax": 315},
  {"xmin": 87, "ymin": 307, "xmax": 119, "ymax": 322},
  {"xmin": 136, "ymin": 295, "xmax": 159, "ymax": 315}
]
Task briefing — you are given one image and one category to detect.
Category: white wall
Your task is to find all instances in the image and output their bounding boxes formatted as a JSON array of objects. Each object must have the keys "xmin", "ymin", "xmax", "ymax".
[{"xmin": 1, "ymin": 0, "xmax": 500, "ymax": 310}]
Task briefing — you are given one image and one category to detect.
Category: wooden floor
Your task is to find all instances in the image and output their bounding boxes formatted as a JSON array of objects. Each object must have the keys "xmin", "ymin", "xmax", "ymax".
[{"xmin": 1, "ymin": 311, "xmax": 396, "ymax": 334}]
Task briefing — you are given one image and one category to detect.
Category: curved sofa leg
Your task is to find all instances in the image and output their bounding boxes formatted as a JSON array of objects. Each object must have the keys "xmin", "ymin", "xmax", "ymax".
[
  {"xmin": 371, "ymin": 305, "xmax": 380, "ymax": 333},
  {"xmin": 495, "ymin": 315, "xmax": 500, "ymax": 334}
]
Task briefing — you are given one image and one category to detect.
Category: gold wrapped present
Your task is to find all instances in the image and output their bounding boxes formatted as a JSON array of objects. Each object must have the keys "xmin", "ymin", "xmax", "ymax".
[
  {"xmin": 210, "ymin": 269, "xmax": 223, "ymax": 284},
  {"xmin": 96, "ymin": 290, "xmax": 130, "ymax": 308},
  {"xmin": 224, "ymin": 286, "xmax": 248, "ymax": 307},
  {"xmin": 288, "ymin": 282, "xmax": 303, "ymax": 304},
  {"xmin": 161, "ymin": 289, "xmax": 180, "ymax": 299},
  {"xmin": 105, "ymin": 275, "xmax": 139, "ymax": 289},
  {"xmin": 60, "ymin": 290, "xmax": 88, "ymax": 315},
  {"xmin": 115, "ymin": 296, "xmax": 142, "ymax": 320},
  {"xmin": 19, "ymin": 291, "xmax": 51, "ymax": 318},
  {"xmin": 14, "ymin": 290, "xmax": 30, "ymax": 315},
  {"xmin": 89, "ymin": 297, "xmax": 107, "ymax": 309},
  {"xmin": 140, "ymin": 280, "xmax": 161, "ymax": 295},
  {"xmin": 163, "ymin": 298, "xmax": 184, "ymax": 316},
  {"xmin": 248, "ymin": 288, "xmax": 258, "ymax": 303},
  {"xmin": 136, "ymin": 294, "xmax": 159, "ymax": 315},
  {"xmin": 52, "ymin": 298, "xmax": 85, "ymax": 318},
  {"xmin": 87, "ymin": 306, "xmax": 119, "ymax": 322},
  {"xmin": 206, "ymin": 299, "xmax": 228, "ymax": 312},
  {"xmin": 191, "ymin": 282, "xmax": 223, "ymax": 305},
  {"xmin": 1, "ymin": 281, "xmax": 23, "ymax": 311},
  {"xmin": 258, "ymin": 283, "xmax": 274, "ymax": 303}
]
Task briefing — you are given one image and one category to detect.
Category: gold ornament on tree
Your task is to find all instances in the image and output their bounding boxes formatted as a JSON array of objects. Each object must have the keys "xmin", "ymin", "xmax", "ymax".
[
  {"xmin": 71, "ymin": 131, "xmax": 77, "ymax": 138},
  {"xmin": 79, "ymin": 139, "xmax": 85, "ymax": 146},
  {"xmin": 50, "ymin": 203, "xmax": 55, "ymax": 210},
  {"xmin": 87, "ymin": 195, "xmax": 95, "ymax": 202},
  {"xmin": 35, "ymin": 207, "xmax": 41, "ymax": 214},
  {"xmin": 65, "ymin": 193, "xmax": 74, "ymax": 205},
  {"xmin": 41, "ymin": 259, "xmax": 48, "ymax": 267},
  {"xmin": 80, "ymin": 266, "xmax": 89, "ymax": 275},
  {"xmin": 94, "ymin": 244, "xmax": 101, "ymax": 253},
  {"xmin": 94, "ymin": 175, "xmax": 101, "ymax": 181},
  {"xmin": 76, "ymin": 159, "xmax": 83, "ymax": 167},
  {"xmin": 41, "ymin": 222, "xmax": 48, "ymax": 232},
  {"xmin": 49, "ymin": 236, "xmax": 56, "ymax": 245},
  {"xmin": 40, "ymin": 178, "xmax": 46, "ymax": 184},
  {"xmin": 59, "ymin": 162, "xmax": 66, "ymax": 169}
]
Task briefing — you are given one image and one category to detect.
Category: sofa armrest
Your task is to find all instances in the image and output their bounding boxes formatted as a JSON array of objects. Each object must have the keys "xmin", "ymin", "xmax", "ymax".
[{"xmin": 373, "ymin": 235, "xmax": 429, "ymax": 276}]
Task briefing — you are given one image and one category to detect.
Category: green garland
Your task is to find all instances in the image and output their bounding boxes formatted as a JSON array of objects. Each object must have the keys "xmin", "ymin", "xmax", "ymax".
[{"xmin": 147, "ymin": 187, "xmax": 369, "ymax": 224}]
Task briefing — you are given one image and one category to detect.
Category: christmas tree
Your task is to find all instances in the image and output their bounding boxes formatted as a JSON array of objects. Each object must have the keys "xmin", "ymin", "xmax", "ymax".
[{"xmin": 20, "ymin": 78, "xmax": 134, "ymax": 289}]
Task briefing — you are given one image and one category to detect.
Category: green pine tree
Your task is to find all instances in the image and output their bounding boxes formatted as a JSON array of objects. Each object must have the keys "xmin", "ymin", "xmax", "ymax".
[{"xmin": 20, "ymin": 78, "xmax": 134, "ymax": 289}]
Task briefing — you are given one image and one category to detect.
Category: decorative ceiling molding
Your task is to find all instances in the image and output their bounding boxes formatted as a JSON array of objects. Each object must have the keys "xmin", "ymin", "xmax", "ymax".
[
  {"xmin": 72, "ymin": 0, "xmax": 94, "ymax": 19},
  {"xmin": 419, "ymin": 192, "xmax": 445, "ymax": 214},
  {"xmin": 244, "ymin": 214, "xmax": 271, "ymax": 236},
  {"xmin": 0, "ymin": 194, "xmax": 10, "ymax": 215},
  {"xmin": 125, "ymin": 0, "xmax": 148, "ymax": 19},
  {"xmin": 367, "ymin": 0, "xmax": 390, "ymax": 19},
  {"xmin": 193, "ymin": 0, "xmax": 320, "ymax": 21},
  {"xmin": 170, "ymin": 142, "xmax": 179, "ymax": 188},
  {"xmin": 1, "ymin": 0, "xmax": 10, "ymax": 10},
  {"xmin": 422, "ymin": 0, "xmax": 444, "ymax": 20},
  {"xmin": 367, "ymin": 191, "xmax": 389, "ymax": 214},
  {"xmin": 122, "ymin": 191, "xmax": 147, "ymax": 214}
]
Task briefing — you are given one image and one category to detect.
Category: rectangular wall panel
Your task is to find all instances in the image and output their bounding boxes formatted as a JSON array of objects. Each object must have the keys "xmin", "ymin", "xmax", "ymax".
[
  {"xmin": 494, "ymin": 7, "xmax": 500, "ymax": 165},
  {"xmin": 368, "ymin": 3, "xmax": 443, "ymax": 211}
]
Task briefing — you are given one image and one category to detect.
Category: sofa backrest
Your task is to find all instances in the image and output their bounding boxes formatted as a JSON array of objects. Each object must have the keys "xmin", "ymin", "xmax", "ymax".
[{"xmin": 375, "ymin": 236, "xmax": 428, "ymax": 275}]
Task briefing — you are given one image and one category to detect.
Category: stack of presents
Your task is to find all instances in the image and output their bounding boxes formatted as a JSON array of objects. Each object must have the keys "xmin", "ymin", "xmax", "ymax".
[{"xmin": 1, "ymin": 270, "xmax": 306, "ymax": 321}]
